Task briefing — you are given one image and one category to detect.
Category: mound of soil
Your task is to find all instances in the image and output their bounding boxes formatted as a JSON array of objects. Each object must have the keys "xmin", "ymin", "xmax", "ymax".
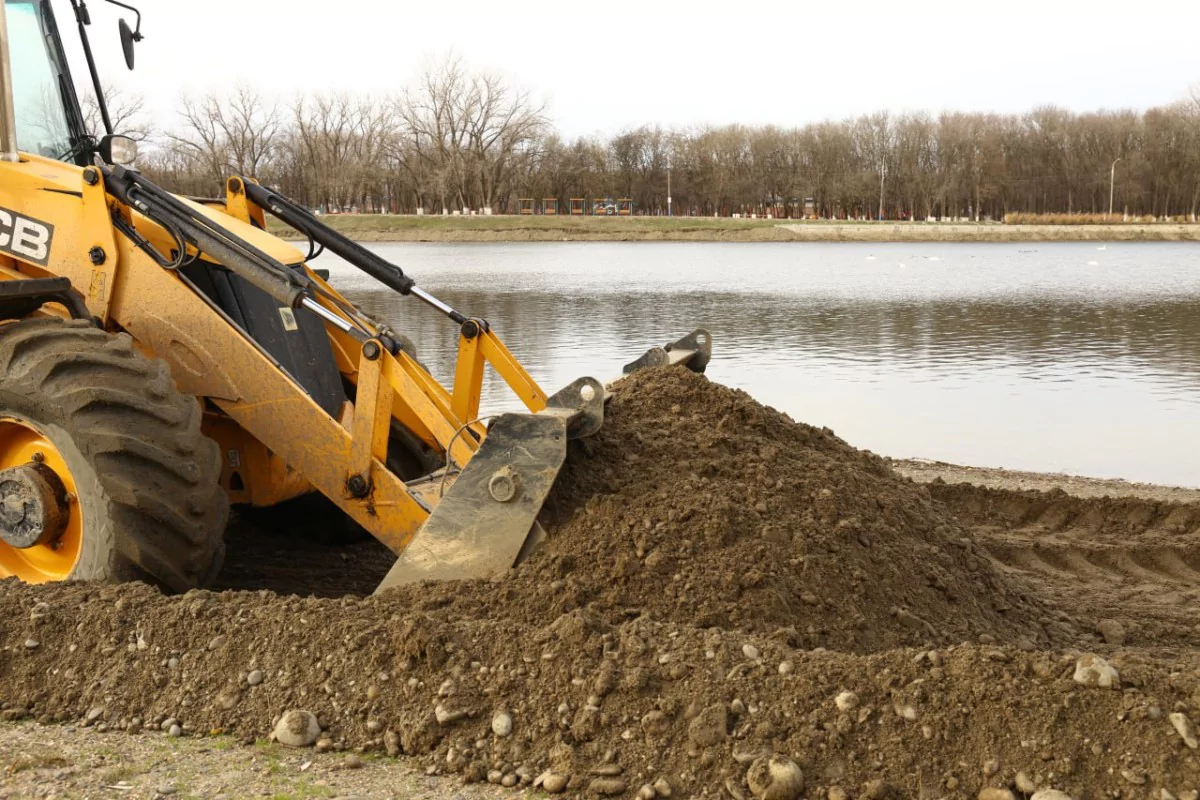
[
  {"xmin": 388, "ymin": 367, "xmax": 1057, "ymax": 653},
  {"xmin": 1, "ymin": 580, "xmax": 1197, "ymax": 797},
  {"xmin": 11, "ymin": 367, "xmax": 1200, "ymax": 797}
]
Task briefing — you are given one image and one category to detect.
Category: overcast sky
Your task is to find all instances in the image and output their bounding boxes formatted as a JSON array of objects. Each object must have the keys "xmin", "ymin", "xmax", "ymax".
[{"xmin": 69, "ymin": 0, "xmax": 1200, "ymax": 137}]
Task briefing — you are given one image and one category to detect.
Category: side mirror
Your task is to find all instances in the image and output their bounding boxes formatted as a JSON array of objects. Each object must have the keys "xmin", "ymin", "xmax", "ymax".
[
  {"xmin": 98, "ymin": 134, "xmax": 138, "ymax": 166},
  {"xmin": 118, "ymin": 18, "xmax": 137, "ymax": 70}
]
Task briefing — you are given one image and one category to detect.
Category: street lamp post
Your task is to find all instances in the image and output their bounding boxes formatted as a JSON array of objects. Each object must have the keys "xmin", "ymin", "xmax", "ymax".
[
  {"xmin": 1109, "ymin": 157, "xmax": 1122, "ymax": 218},
  {"xmin": 878, "ymin": 163, "xmax": 886, "ymax": 221},
  {"xmin": 667, "ymin": 165, "xmax": 672, "ymax": 218}
]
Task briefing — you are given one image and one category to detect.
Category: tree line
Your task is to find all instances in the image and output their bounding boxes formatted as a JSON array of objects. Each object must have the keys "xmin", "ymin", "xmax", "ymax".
[{"xmin": 97, "ymin": 60, "xmax": 1200, "ymax": 221}]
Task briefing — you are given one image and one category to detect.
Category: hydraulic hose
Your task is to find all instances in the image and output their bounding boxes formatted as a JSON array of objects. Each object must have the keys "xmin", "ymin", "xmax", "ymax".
[
  {"xmin": 243, "ymin": 183, "xmax": 416, "ymax": 297},
  {"xmin": 104, "ymin": 166, "xmax": 309, "ymax": 308}
]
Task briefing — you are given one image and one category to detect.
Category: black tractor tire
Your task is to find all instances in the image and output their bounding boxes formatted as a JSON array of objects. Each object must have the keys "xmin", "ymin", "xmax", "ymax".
[{"xmin": 0, "ymin": 317, "xmax": 228, "ymax": 590}]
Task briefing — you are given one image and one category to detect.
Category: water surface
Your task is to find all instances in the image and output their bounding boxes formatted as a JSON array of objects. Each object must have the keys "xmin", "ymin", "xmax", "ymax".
[{"xmin": 317, "ymin": 241, "xmax": 1200, "ymax": 487}]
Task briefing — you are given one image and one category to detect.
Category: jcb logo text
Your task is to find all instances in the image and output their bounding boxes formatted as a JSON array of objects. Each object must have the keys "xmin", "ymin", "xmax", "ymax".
[{"xmin": 0, "ymin": 207, "xmax": 54, "ymax": 266}]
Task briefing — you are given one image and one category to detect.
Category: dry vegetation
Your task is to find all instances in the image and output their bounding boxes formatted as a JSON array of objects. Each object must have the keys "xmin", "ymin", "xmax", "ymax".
[
  {"xmin": 1002, "ymin": 212, "xmax": 1197, "ymax": 225},
  {"xmin": 267, "ymin": 213, "xmax": 1200, "ymax": 243},
  {"xmin": 90, "ymin": 67, "xmax": 1200, "ymax": 223}
]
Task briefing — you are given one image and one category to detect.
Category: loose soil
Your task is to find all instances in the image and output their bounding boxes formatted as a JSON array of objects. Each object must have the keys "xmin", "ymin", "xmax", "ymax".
[{"xmin": 4, "ymin": 369, "xmax": 1200, "ymax": 799}]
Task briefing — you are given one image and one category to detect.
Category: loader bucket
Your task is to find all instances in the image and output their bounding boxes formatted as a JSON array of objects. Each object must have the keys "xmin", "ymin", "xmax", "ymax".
[
  {"xmin": 374, "ymin": 376, "xmax": 604, "ymax": 592},
  {"xmin": 623, "ymin": 328, "xmax": 713, "ymax": 375}
]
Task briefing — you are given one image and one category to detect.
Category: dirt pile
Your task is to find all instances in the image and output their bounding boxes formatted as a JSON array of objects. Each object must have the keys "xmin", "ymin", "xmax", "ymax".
[
  {"xmin": 5, "ymin": 367, "xmax": 1200, "ymax": 797},
  {"xmin": 3, "ymin": 580, "xmax": 1200, "ymax": 797},
  {"xmin": 410, "ymin": 367, "xmax": 1058, "ymax": 652}
]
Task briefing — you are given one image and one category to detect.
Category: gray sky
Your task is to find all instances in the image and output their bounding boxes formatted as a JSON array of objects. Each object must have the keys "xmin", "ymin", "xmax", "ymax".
[{"xmin": 71, "ymin": 0, "xmax": 1200, "ymax": 137}]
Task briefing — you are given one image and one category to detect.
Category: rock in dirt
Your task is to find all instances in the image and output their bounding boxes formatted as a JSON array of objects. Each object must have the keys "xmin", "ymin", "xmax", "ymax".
[
  {"xmin": 1030, "ymin": 791, "xmax": 1073, "ymax": 800},
  {"xmin": 541, "ymin": 773, "xmax": 569, "ymax": 794},
  {"xmin": 1073, "ymin": 654, "xmax": 1119, "ymax": 688},
  {"xmin": 746, "ymin": 755, "xmax": 804, "ymax": 800},
  {"xmin": 1015, "ymin": 772, "xmax": 1037, "ymax": 793},
  {"xmin": 247, "ymin": 669, "xmax": 263, "ymax": 686},
  {"xmin": 274, "ymin": 710, "xmax": 321, "ymax": 747},
  {"xmin": 834, "ymin": 691, "xmax": 859, "ymax": 712},
  {"xmin": 1170, "ymin": 712, "xmax": 1199, "ymax": 749},
  {"xmin": 978, "ymin": 790, "xmax": 1017, "ymax": 800},
  {"xmin": 491, "ymin": 711, "xmax": 513, "ymax": 738},
  {"xmin": 588, "ymin": 777, "xmax": 627, "ymax": 796},
  {"xmin": 1097, "ymin": 619, "xmax": 1126, "ymax": 646}
]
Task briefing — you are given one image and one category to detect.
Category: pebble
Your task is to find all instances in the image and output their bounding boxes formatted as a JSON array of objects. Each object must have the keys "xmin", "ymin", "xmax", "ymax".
[
  {"xmin": 653, "ymin": 777, "xmax": 673, "ymax": 797},
  {"xmin": 247, "ymin": 670, "xmax": 263, "ymax": 686},
  {"xmin": 274, "ymin": 709, "xmax": 321, "ymax": 747},
  {"xmin": 343, "ymin": 754, "xmax": 364, "ymax": 770},
  {"xmin": 542, "ymin": 773, "xmax": 569, "ymax": 794},
  {"xmin": 1120, "ymin": 769, "xmax": 1146, "ymax": 785},
  {"xmin": 434, "ymin": 703, "xmax": 467, "ymax": 725},
  {"xmin": 501, "ymin": 774, "xmax": 518, "ymax": 788},
  {"xmin": 588, "ymin": 778, "xmax": 627, "ymax": 796},
  {"xmin": 1170, "ymin": 712, "xmax": 1199, "ymax": 749},
  {"xmin": 978, "ymin": 790, "xmax": 1016, "ymax": 800},
  {"xmin": 777, "ymin": 661, "xmax": 794, "ymax": 676},
  {"xmin": 862, "ymin": 779, "xmax": 887, "ymax": 799},
  {"xmin": 167, "ymin": 724, "xmax": 182, "ymax": 738},
  {"xmin": 1015, "ymin": 771, "xmax": 1037, "ymax": 793},
  {"xmin": 834, "ymin": 691, "xmax": 859, "ymax": 712},
  {"xmin": 746, "ymin": 755, "xmax": 804, "ymax": 800},
  {"xmin": 1097, "ymin": 618, "xmax": 1126, "ymax": 646},
  {"xmin": 828, "ymin": 789, "xmax": 848, "ymax": 800},
  {"xmin": 315, "ymin": 738, "xmax": 334, "ymax": 753},
  {"xmin": 23, "ymin": 639, "xmax": 39, "ymax": 649},
  {"xmin": 1072, "ymin": 654, "xmax": 1119, "ymax": 688},
  {"xmin": 637, "ymin": 784, "xmax": 656, "ymax": 800},
  {"xmin": 742, "ymin": 644, "xmax": 761, "ymax": 660},
  {"xmin": 86, "ymin": 707, "xmax": 104, "ymax": 723},
  {"xmin": 491, "ymin": 711, "xmax": 513, "ymax": 737},
  {"xmin": 1030, "ymin": 791, "xmax": 1074, "ymax": 800},
  {"xmin": 156, "ymin": 786, "xmax": 177, "ymax": 797},
  {"xmin": 487, "ymin": 769, "xmax": 504, "ymax": 784}
]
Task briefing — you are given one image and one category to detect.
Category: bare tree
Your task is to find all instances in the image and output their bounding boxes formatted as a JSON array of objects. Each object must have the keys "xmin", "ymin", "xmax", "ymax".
[
  {"xmin": 81, "ymin": 83, "xmax": 151, "ymax": 141},
  {"xmin": 166, "ymin": 84, "xmax": 281, "ymax": 192},
  {"xmin": 137, "ymin": 74, "xmax": 1200, "ymax": 221}
]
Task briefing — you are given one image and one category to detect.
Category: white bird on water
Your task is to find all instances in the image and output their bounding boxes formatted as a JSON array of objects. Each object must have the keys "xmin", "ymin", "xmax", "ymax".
[
  {"xmin": 1097, "ymin": 244, "xmax": 1107, "ymax": 251},
  {"xmin": 866, "ymin": 255, "xmax": 876, "ymax": 261},
  {"xmin": 1087, "ymin": 260, "xmax": 1099, "ymax": 266}
]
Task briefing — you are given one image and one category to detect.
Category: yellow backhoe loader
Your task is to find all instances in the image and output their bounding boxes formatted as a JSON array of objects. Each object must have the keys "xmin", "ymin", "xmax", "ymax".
[{"xmin": 0, "ymin": 0, "xmax": 711, "ymax": 592}]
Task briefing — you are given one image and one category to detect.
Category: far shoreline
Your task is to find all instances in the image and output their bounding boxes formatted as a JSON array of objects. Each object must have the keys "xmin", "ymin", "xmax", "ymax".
[{"xmin": 270, "ymin": 214, "xmax": 1200, "ymax": 244}]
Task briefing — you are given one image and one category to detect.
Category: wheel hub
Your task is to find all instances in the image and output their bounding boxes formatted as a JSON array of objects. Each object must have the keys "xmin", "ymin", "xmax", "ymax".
[{"xmin": 0, "ymin": 462, "xmax": 68, "ymax": 549}]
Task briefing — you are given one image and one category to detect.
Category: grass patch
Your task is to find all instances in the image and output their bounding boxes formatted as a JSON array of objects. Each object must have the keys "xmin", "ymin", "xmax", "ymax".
[{"xmin": 4, "ymin": 744, "xmax": 70, "ymax": 774}]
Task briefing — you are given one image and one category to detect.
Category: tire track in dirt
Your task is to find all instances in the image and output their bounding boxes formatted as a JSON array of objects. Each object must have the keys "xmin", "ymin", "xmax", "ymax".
[{"xmin": 924, "ymin": 481, "xmax": 1200, "ymax": 651}]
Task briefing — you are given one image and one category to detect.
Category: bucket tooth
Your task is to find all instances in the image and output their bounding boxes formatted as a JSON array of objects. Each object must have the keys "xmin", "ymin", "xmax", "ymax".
[{"xmin": 623, "ymin": 328, "xmax": 713, "ymax": 375}]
